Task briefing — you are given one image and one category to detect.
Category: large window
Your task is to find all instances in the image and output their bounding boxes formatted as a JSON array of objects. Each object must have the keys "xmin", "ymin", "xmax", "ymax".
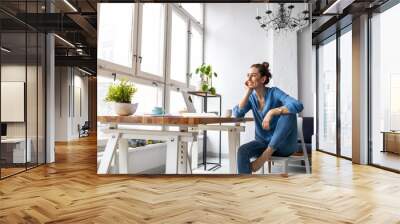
[
  {"xmin": 138, "ymin": 3, "xmax": 165, "ymax": 78},
  {"xmin": 339, "ymin": 29, "xmax": 352, "ymax": 158},
  {"xmin": 134, "ymin": 83, "xmax": 163, "ymax": 115},
  {"xmin": 97, "ymin": 75, "xmax": 114, "ymax": 116},
  {"xmin": 98, "ymin": 3, "xmax": 204, "ymax": 117},
  {"xmin": 190, "ymin": 26, "xmax": 203, "ymax": 86},
  {"xmin": 169, "ymin": 8, "xmax": 188, "ymax": 84},
  {"xmin": 181, "ymin": 3, "xmax": 203, "ymax": 24},
  {"xmin": 318, "ymin": 37, "xmax": 337, "ymax": 155},
  {"xmin": 169, "ymin": 89, "xmax": 187, "ymax": 114},
  {"xmin": 98, "ymin": 3, "xmax": 135, "ymax": 69},
  {"xmin": 370, "ymin": 3, "xmax": 400, "ymax": 171},
  {"xmin": 97, "ymin": 75, "xmax": 163, "ymax": 116}
]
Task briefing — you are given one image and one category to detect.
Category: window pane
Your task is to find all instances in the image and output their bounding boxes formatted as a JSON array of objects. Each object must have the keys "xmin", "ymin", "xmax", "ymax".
[
  {"xmin": 190, "ymin": 27, "xmax": 203, "ymax": 87},
  {"xmin": 133, "ymin": 83, "xmax": 163, "ymax": 114},
  {"xmin": 98, "ymin": 3, "xmax": 134, "ymax": 68},
  {"xmin": 170, "ymin": 10, "xmax": 188, "ymax": 84},
  {"xmin": 371, "ymin": 4, "xmax": 400, "ymax": 171},
  {"xmin": 318, "ymin": 38, "xmax": 337, "ymax": 154},
  {"xmin": 169, "ymin": 90, "xmax": 186, "ymax": 114},
  {"xmin": 181, "ymin": 3, "xmax": 203, "ymax": 23},
  {"xmin": 97, "ymin": 77, "xmax": 163, "ymax": 116},
  {"xmin": 97, "ymin": 76, "xmax": 114, "ymax": 116},
  {"xmin": 140, "ymin": 4, "xmax": 165, "ymax": 77},
  {"xmin": 340, "ymin": 30, "xmax": 352, "ymax": 158},
  {"xmin": 1, "ymin": 32, "xmax": 27, "ymax": 177}
]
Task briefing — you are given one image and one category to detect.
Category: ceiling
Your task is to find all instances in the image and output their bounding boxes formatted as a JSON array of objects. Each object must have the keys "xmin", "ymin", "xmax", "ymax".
[
  {"xmin": 0, "ymin": 0, "xmax": 98, "ymax": 74},
  {"xmin": 0, "ymin": 0, "xmax": 393, "ymax": 74}
]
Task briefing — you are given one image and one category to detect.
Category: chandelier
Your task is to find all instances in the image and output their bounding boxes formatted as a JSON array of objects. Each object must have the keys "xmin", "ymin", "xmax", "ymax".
[{"xmin": 255, "ymin": 3, "xmax": 310, "ymax": 32}]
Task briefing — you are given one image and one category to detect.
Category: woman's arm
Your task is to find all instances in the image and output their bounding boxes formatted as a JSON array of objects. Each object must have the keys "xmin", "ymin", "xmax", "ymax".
[
  {"xmin": 233, "ymin": 88, "xmax": 252, "ymax": 118},
  {"xmin": 239, "ymin": 88, "xmax": 252, "ymax": 109},
  {"xmin": 272, "ymin": 87, "xmax": 304, "ymax": 114},
  {"xmin": 262, "ymin": 88, "xmax": 303, "ymax": 130}
]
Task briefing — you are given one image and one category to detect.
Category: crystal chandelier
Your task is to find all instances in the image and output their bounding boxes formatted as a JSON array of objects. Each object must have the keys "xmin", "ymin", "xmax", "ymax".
[{"xmin": 255, "ymin": 3, "xmax": 310, "ymax": 32}]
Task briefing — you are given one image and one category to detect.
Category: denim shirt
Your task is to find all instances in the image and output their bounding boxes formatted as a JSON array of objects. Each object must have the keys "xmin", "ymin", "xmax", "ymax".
[{"xmin": 233, "ymin": 87, "xmax": 304, "ymax": 144}]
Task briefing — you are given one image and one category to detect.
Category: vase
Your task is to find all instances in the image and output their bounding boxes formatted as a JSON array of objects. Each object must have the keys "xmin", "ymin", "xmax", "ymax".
[{"xmin": 113, "ymin": 102, "xmax": 138, "ymax": 116}]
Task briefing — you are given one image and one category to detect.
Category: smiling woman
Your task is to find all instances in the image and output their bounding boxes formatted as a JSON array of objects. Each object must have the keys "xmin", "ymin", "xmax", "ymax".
[{"xmin": 233, "ymin": 62, "xmax": 304, "ymax": 174}]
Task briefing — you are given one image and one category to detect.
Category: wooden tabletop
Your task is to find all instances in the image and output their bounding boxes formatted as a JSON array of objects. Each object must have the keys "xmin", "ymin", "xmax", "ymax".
[
  {"xmin": 381, "ymin": 131, "xmax": 400, "ymax": 134},
  {"xmin": 97, "ymin": 115, "xmax": 253, "ymax": 125}
]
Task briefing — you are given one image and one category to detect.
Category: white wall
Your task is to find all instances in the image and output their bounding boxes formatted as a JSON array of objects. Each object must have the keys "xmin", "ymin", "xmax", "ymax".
[
  {"xmin": 204, "ymin": 3, "xmax": 271, "ymax": 156},
  {"xmin": 71, "ymin": 73, "xmax": 89, "ymax": 138},
  {"xmin": 297, "ymin": 25, "xmax": 314, "ymax": 117},
  {"xmin": 55, "ymin": 67, "xmax": 69, "ymax": 141},
  {"xmin": 271, "ymin": 31, "xmax": 298, "ymax": 98},
  {"xmin": 55, "ymin": 67, "xmax": 89, "ymax": 141}
]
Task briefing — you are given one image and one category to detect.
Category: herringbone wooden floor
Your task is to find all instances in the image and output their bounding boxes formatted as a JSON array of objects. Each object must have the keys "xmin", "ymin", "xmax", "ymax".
[{"xmin": 1, "ymin": 136, "xmax": 400, "ymax": 224}]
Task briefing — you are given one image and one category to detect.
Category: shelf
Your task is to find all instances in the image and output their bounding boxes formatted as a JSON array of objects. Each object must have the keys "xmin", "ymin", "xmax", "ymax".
[{"xmin": 187, "ymin": 91, "xmax": 221, "ymax": 97}]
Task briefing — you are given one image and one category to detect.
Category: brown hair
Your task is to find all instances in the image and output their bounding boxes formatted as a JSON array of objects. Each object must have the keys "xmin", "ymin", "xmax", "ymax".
[{"xmin": 251, "ymin": 62, "xmax": 272, "ymax": 85}]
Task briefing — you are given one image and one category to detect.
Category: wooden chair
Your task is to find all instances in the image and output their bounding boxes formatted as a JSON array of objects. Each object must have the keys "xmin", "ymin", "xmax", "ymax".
[{"xmin": 262, "ymin": 117, "xmax": 311, "ymax": 175}]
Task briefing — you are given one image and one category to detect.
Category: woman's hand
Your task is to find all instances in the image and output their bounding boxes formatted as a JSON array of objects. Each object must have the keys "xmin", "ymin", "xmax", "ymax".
[
  {"xmin": 262, "ymin": 108, "xmax": 285, "ymax": 130},
  {"xmin": 245, "ymin": 79, "xmax": 254, "ymax": 92},
  {"xmin": 262, "ymin": 111, "xmax": 274, "ymax": 130},
  {"xmin": 238, "ymin": 79, "xmax": 253, "ymax": 110}
]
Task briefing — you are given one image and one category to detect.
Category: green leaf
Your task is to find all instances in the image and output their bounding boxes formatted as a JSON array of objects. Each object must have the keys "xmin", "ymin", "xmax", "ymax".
[
  {"xmin": 200, "ymin": 65, "xmax": 204, "ymax": 73},
  {"xmin": 205, "ymin": 65, "xmax": 211, "ymax": 75},
  {"xmin": 201, "ymin": 83, "xmax": 209, "ymax": 92},
  {"xmin": 104, "ymin": 79, "xmax": 137, "ymax": 103},
  {"xmin": 195, "ymin": 68, "xmax": 200, "ymax": 74},
  {"xmin": 213, "ymin": 72, "xmax": 218, "ymax": 77},
  {"xmin": 209, "ymin": 87, "xmax": 216, "ymax": 95}
]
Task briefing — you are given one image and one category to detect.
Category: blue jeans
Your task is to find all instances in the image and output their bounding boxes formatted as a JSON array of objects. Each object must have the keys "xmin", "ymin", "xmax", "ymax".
[{"xmin": 237, "ymin": 114, "xmax": 298, "ymax": 174}]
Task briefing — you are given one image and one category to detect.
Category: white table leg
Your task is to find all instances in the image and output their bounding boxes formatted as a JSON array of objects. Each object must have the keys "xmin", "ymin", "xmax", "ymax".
[
  {"xmin": 177, "ymin": 140, "xmax": 188, "ymax": 174},
  {"xmin": 235, "ymin": 128, "xmax": 241, "ymax": 151},
  {"xmin": 118, "ymin": 138, "xmax": 128, "ymax": 174},
  {"xmin": 112, "ymin": 147, "xmax": 117, "ymax": 173},
  {"xmin": 191, "ymin": 141, "xmax": 199, "ymax": 170},
  {"xmin": 165, "ymin": 137, "xmax": 178, "ymax": 174},
  {"xmin": 178, "ymin": 127, "xmax": 189, "ymax": 174},
  {"xmin": 98, "ymin": 133, "xmax": 120, "ymax": 174},
  {"xmin": 228, "ymin": 129, "xmax": 239, "ymax": 174}
]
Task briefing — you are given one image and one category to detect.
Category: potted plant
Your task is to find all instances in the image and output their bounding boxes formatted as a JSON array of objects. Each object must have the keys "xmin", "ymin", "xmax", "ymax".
[
  {"xmin": 105, "ymin": 79, "xmax": 138, "ymax": 116},
  {"xmin": 191, "ymin": 64, "xmax": 218, "ymax": 95}
]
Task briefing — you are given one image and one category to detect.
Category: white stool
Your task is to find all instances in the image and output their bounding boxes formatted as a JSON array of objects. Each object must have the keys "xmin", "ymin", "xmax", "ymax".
[{"xmin": 262, "ymin": 117, "xmax": 311, "ymax": 175}]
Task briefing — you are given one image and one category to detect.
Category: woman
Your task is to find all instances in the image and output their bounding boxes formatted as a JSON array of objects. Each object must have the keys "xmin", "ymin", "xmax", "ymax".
[{"xmin": 233, "ymin": 62, "xmax": 303, "ymax": 174}]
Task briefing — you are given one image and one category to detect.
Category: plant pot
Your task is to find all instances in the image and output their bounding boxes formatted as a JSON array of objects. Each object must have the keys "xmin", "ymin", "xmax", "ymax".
[{"xmin": 113, "ymin": 102, "xmax": 138, "ymax": 116}]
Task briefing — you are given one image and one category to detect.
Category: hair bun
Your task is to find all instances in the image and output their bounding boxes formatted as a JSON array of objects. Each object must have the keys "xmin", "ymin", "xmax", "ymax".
[{"xmin": 262, "ymin": 62, "xmax": 269, "ymax": 70}]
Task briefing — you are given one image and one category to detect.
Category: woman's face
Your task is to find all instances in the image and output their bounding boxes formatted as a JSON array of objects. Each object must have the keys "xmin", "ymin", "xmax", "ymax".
[{"xmin": 246, "ymin": 67, "xmax": 266, "ymax": 88}]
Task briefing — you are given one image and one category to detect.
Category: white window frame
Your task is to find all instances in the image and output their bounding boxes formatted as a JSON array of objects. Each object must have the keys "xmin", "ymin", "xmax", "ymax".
[
  {"xmin": 178, "ymin": 3, "xmax": 204, "ymax": 26},
  {"xmin": 97, "ymin": 3, "xmax": 139, "ymax": 76},
  {"xmin": 135, "ymin": 3, "xmax": 167, "ymax": 83},
  {"xmin": 166, "ymin": 4, "xmax": 190, "ymax": 89},
  {"xmin": 188, "ymin": 20, "xmax": 204, "ymax": 88},
  {"xmin": 97, "ymin": 3, "xmax": 204, "ymax": 115},
  {"xmin": 98, "ymin": 68, "xmax": 165, "ymax": 110}
]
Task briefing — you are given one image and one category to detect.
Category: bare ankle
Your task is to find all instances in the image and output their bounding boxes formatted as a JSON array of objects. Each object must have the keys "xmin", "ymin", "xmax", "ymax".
[{"xmin": 264, "ymin": 147, "xmax": 273, "ymax": 159}]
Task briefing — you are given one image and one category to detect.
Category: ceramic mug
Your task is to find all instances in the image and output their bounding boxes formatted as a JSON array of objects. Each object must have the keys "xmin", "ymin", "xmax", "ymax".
[
  {"xmin": 152, "ymin": 107, "xmax": 164, "ymax": 115},
  {"xmin": 224, "ymin": 109, "xmax": 232, "ymax": 118}
]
